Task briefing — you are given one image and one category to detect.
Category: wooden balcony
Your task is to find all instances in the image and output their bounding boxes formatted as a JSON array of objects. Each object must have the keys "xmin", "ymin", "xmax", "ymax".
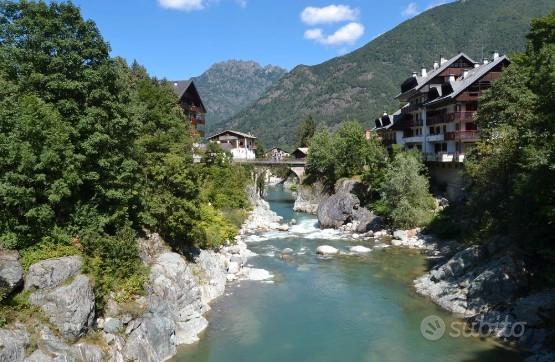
[
  {"xmin": 445, "ymin": 130, "xmax": 479, "ymax": 141},
  {"xmin": 448, "ymin": 111, "xmax": 476, "ymax": 122}
]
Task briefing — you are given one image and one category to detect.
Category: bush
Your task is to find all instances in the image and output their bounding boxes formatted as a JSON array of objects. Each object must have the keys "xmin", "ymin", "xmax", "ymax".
[
  {"xmin": 196, "ymin": 205, "xmax": 239, "ymax": 250},
  {"xmin": 380, "ymin": 151, "xmax": 435, "ymax": 229}
]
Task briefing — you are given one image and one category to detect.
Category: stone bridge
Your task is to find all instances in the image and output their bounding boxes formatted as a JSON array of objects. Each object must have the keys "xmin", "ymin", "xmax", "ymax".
[{"xmin": 233, "ymin": 159, "xmax": 307, "ymax": 181}]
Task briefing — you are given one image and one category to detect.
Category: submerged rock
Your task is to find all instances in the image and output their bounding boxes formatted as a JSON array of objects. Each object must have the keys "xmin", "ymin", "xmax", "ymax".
[{"xmin": 316, "ymin": 245, "xmax": 339, "ymax": 255}]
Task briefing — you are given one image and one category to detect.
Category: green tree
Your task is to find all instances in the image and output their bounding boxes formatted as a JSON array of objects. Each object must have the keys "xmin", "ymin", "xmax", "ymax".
[
  {"xmin": 254, "ymin": 139, "xmax": 265, "ymax": 159},
  {"xmin": 380, "ymin": 151, "xmax": 435, "ymax": 229},
  {"xmin": 465, "ymin": 10, "xmax": 555, "ymax": 252},
  {"xmin": 297, "ymin": 115, "xmax": 316, "ymax": 147},
  {"xmin": 306, "ymin": 129, "xmax": 336, "ymax": 186}
]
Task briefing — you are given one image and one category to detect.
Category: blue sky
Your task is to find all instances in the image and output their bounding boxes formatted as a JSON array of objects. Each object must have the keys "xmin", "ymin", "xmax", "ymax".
[{"xmin": 70, "ymin": 0, "xmax": 451, "ymax": 80}]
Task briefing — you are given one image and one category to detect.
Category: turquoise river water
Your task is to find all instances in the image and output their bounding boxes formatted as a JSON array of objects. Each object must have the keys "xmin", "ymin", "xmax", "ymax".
[{"xmin": 174, "ymin": 186, "xmax": 525, "ymax": 362}]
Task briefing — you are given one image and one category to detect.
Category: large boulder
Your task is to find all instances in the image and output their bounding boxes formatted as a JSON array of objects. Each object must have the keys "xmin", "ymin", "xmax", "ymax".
[
  {"xmin": 0, "ymin": 250, "xmax": 23, "ymax": 300},
  {"xmin": 123, "ymin": 316, "xmax": 176, "ymax": 362},
  {"xmin": 0, "ymin": 328, "xmax": 29, "ymax": 362},
  {"xmin": 353, "ymin": 207, "xmax": 382, "ymax": 233},
  {"xmin": 335, "ymin": 178, "xmax": 366, "ymax": 198},
  {"xmin": 29, "ymin": 275, "xmax": 95, "ymax": 342},
  {"xmin": 192, "ymin": 250, "xmax": 227, "ymax": 305},
  {"xmin": 430, "ymin": 245, "xmax": 486, "ymax": 282},
  {"xmin": 137, "ymin": 231, "xmax": 170, "ymax": 265},
  {"xmin": 149, "ymin": 252, "xmax": 207, "ymax": 345},
  {"xmin": 317, "ymin": 192, "xmax": 360, "ymax": 228},
  {"xmin": 467, "ymin": 256, "xmax": 528, "ymax": 307},
  {"xmin": 25, "ymin": 256, "xmax": 82, "ymax": 291}
]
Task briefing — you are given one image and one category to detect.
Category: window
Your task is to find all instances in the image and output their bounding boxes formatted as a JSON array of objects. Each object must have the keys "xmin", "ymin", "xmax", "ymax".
[
  {"xmin": 442, "ymin": 125, "xmax": 447, "ymax": 134},
  {"xmin": 455, "ymin": 123, "xmax": 460, "ymax": 131}
]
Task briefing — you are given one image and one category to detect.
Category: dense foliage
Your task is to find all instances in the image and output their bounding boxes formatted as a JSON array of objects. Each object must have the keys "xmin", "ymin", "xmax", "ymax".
[
  {"xmin": 462, "ymin": 10, "xmax": 555, "ymax": 265},
  {"xmin": 0, "ymin": 1, "xmax": 251, "ymax": 310},
  {"xmin": 228, "ymin": 0, "xmax": 555, "ymax": 149},
  {"xmin": 378, "ymin": 152, "xmax": 436, "ymax": 229},
  {"xmin": 306, "ymin": 121, "xmax": 386, "ymax": 189}
]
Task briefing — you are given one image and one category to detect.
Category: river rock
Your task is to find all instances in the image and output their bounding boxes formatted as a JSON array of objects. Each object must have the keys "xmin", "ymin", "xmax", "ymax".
[
  {"xmin": 193, "ymin": 250, "xmax": 227, "ymax": 305},
  {"xmin": 350, "ymin": 246, "xmax": 372, "ymax": 253},
  {"xmin": 316, "ymin": 245, "xmax": 339, "ymax": 255},
  {"xmin": 317, "ymin": 192, "xmax": 359, "ymax": 228},
  {"xmin": 123, "ymin": 316, "xmax": 176, "ymax": 362},
  {"xmin": 0, "ymin": 250, "xmax": 23, "ymax": 300},
  {"xmin": 149, "ymin": 252, "xmax": 207, "ymax": 345},
  {"xmin": 25, "ymin": 256, "xmax": 82, "ymax": 291},
  {"xmin": 29, "ymin": 275, "xmax": 95, "ymax": 342},
  {"xmin": 239, "ymin": 267, "xmax": 273, "ymax": 281},
  {"xmin": 353, "ymin": 207, "xmax": 382, "ymax": 233},
  {"xmin": 0, "ymin": 328, "xmax": 29, "ymax": 362},
  {"xmin": 227, "ymin": 261, "xmax": 240, "ymax": 275},
  {"xmin": 137, "ymin": 231, "xmax": 170, "ymax": 265}
]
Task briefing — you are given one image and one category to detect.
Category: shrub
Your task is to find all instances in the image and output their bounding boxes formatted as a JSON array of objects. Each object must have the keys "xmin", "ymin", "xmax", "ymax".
[{"xmin": 380, "ymin": 151, "xmax": 435, "ymax": 229}]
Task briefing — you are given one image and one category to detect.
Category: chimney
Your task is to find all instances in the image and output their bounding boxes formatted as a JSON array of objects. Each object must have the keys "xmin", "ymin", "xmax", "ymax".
[
  {"xmin": 421, "ymin": 66, "xmax": 427, "ymax": 77},
  {"xmin": 383, "ymin": 111, "xmax": 388, "ymax": 117},
  {"xmin": 474, "ymin": 62, "xmax": 480, "ymax": 68},
  {"xmin": 463, "ymin": 69, "xmax": 469, "ymax": 78},
  {"xmin": 492, "ymin": 51, "xmax": 499, "ymax": 60},
  {"xmin": 448, "ymin": 74, "xmax": 455, "ymax": 82},
  {"xmin": 440, "ymin": 55, "xmax": 448, "ymax": 65},
  {"xmin": 412, "ymin": 71, "xmax": 418, "ymax": 78},
  {"xmin": 483, "ymin": 58, "xmax": 489, "ymax": 65},
  {"xmin": 433, "ymin": 61, "xmax": 439, "ymax": 70}
]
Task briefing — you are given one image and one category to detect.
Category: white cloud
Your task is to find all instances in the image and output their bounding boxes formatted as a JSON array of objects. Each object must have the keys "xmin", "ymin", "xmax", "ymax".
[
  {"xmin": 301, "ymin": 5, "xmax": 359, "ymax": 25},
  {"xmin": 159, "ymin": 0, "xmax": 204, "ymax": 11},
  {"xmin": 401, "ymin": 2, "xmax": 419, "ymax": 17},
  {"xmin": 158, "ymin": 0, "xmax": 247, "ymax": 11},
  {"xmin": 304, "ymin": 22, "xmax": 364, "ymax": 46}
]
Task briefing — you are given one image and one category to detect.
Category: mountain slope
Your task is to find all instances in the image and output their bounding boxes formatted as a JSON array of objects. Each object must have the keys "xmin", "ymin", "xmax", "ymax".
[
  {"xmin": 191, "ymin": 60, "xmax": 287, "ymax": 135},
  {"xmin": 225, "ymin": 0, "xmax": 555, "ymax": 149}
]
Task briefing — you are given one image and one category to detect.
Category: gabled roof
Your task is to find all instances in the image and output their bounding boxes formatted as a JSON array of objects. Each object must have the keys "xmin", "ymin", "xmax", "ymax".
[
  {"xmin": 424, "ymin": 55, "xmax": 510, "ymax": 107},
  {"xmin": 207, "ymin": 130, "xmax": 257, "ymax": 140},
  {"xmin": 171, "ymin": 80, "xmax": 207, "ymax": 113},
  {"xmin": 373, "ymin": 106, "xmax": 406, "ymax": 131},
  {"xmin": 292, "ymin": 147, "xmax": 308, "ymax": 155},
  {"xmin": 396, "ymin": 53, "xmax": 476, "ymax": 99}
]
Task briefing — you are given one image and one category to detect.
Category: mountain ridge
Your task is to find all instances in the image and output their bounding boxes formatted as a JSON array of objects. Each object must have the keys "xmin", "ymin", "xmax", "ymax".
[{"xmin": 222, "ymin": 0, "xmax": 555, "ymax": 149}]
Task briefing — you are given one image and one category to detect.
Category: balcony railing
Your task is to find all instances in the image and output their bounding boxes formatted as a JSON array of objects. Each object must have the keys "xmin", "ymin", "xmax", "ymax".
[
  {"xmin": 426, "ymin": 134, "xmax": 444, "ymax": 142},
  {"xmin": 403, "ymin": 135, "xmax": 423, "ymax": 143},
  {"xmin": 424, "ymin": 152, "xmax": 466, "ymax": 163},
  {"xmin": 445, "ymin": 130, "xmax": 479, "ymax": 141},
  {"xmin": 448, "ymin": 111, "xmax": 476, "ymax": 122}
]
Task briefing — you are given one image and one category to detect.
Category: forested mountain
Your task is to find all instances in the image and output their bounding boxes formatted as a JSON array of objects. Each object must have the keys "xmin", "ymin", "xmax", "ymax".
[
  {"xmin": 191, "ymin": 60, "xmax": 287, "ymax": 135},
  {"xmin": 224, "ymin": 0, "xmax": 555, "ymax": 149}
]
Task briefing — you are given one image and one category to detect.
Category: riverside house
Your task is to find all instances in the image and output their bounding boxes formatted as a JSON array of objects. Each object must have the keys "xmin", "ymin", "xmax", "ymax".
[
  {"xmin": 207, "ymin": 130, "xmax": 257, "ymax": 160},
  {"xmin": 171, "ymin": 80, "xmax": 207, "ymax": 137},
  {"xmin": 373, "ymin": 52, "xmax": 509, "ymax": 163}
]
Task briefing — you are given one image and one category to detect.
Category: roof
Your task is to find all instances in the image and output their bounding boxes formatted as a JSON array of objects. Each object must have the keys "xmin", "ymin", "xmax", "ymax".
[
  {"xmin": 396, "ymin": 53, "xmax": 476, "ymax": 99},
  {"xmin": 293, "ymin": 147, "xmax": 308, "ymax": 155},
  {"xmin": 424, "ymin": 55, "xmax": 510, "ymax": 107},
  {"xmin": 207, "ymin": 130, "xmax": 257, "ymax": 140},
  {"xmin": 170, "ymin": 80, "xmax": 207, "ymax": 113},
  {"xmin": 373, "ymin": 106, "xmax": 406, "ymax": 131}
]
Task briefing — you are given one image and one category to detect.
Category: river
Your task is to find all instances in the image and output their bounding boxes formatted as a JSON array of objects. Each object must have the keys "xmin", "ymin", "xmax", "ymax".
[{"xmin": 173, "ymin": 186, "xmax": 524, "ymax": 362}]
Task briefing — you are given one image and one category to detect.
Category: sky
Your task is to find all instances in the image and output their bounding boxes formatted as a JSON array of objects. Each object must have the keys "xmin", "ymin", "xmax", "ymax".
[{"xmin": 69, "ymin": 0, "xmax": 453, "ymax": 80}]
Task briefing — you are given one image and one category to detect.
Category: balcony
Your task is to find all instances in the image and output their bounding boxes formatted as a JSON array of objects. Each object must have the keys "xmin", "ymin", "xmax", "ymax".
[
  {"xmin": 427, "ymin": 134, "xmax": 444, "ymax": 142},
  {"xmin": 424, "ymin": 152, "xmax": 466, "ymax": 163},
  {"xmin": 448, "ymin": 111, "xmax": 476, "ymax": 122},
  {"xmin": 445, "ymin": 130, "xmax": 479, "ymax": 141},
  {"xmin": 403, "ymin": 135, "xmax": 423, "ymax": 143}
]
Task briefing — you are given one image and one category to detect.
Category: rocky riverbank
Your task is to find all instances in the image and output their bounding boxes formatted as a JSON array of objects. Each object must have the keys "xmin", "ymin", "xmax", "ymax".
[{"xmin": 0, "ymin": 189, "xmax": 288, "ymax": 362}]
